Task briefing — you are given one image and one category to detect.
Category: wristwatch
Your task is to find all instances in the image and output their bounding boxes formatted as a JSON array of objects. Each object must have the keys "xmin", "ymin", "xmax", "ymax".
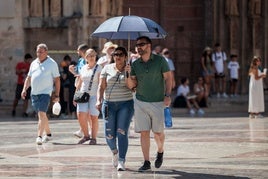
[{"xmin": 164, "ymin": 94, "xmax": 171, "ymax": 97}]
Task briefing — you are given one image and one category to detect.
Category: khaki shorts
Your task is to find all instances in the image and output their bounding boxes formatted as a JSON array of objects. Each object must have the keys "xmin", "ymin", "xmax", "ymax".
[{"xmin": 134, "ymin": 99, "xmax": 164, "ymax": 133}]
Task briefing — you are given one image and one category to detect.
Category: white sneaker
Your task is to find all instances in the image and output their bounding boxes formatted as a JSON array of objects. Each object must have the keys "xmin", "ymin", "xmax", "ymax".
[
  {"xmin": 255, "ymin": 114, "xmax": 264, "ymax": 118},
  {"xmin": 42, "ymin": 135, "xmax": 52, "ymax": 143},
  {"xmin": 222, "ymin": 93, "xmax": 228, "ymax": 98},
  {"xmin": 112, "ymin": 153, "xmax": 118, "ymax": 168},
  {"xmin": 36, "ymin": 137, "xmax": 42, "ymax": 145},
  {"xmin": 117, "ymin": 161, "xmax": 126, "ymax": 171},
  {"xmin": 198, "ymin": 109, "xmax": 205, "ymax": 115},
  {"xmin": 73, "ymin": 130, "xmax": 83, "ymax": 138},
  {"xmin": 189, "ymin": 109, "xmax": 195, "ymax": 115}
]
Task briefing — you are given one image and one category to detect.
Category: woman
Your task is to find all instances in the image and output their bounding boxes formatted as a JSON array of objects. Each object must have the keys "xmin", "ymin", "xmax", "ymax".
[
  {"xmin": 176, "ymin": 77, "xmax": 205, "ymax": 115},
  {"xmin": 96, "ymin": 47, "xmax": 134, "ymax": 171},
  {"xmin": 75, "ymin": 49, "xmax": 102, "ymax": 144},
  {"xmin": 200, "ymin": 46, "xmax": 213, "ymax": 97},
  {"xmin": 97, "ymin": 41, "xmax": 118, "ymax": 67},
  {"xmin": 193, "ymin": 77, "xmax": 208, "ymax": 107},
  {"xmin": 248, "ymin": 56, "xmax": 266, "ymax": 118}
]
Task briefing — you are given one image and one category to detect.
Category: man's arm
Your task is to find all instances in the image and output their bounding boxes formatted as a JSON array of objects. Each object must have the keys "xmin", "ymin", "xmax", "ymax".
[
  {"xmin": 21, "ymin": 76, "xmax": 31, "ymax": 99},
  {"xmin": 53, "ymin": 77, "xmax": 60, "ymax": 102},
  {"xmin": 163, "ymin": 71, "xmax": 172, "ymax": 106}
]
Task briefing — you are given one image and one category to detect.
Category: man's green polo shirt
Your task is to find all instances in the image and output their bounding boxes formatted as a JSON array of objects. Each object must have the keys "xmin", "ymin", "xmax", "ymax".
[{"xmin": 130, "ymin": 53, "xmax": 170, "ymax": 102}]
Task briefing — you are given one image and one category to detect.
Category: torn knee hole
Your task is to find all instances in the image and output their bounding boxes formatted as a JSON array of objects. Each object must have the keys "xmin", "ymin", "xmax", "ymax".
[
  {"xmin": 117, "ymin": 128, "xmax": 126, "ymax": 135},
  {"xmin": 106, "ymin": 134, "xmax": 114, "ymax": 139}
]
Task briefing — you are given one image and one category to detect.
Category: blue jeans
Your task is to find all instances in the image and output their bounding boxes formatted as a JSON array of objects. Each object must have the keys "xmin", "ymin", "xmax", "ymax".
[{"xmin": 102, "ymin": 99, "xmax": 134, "ymax": 162}]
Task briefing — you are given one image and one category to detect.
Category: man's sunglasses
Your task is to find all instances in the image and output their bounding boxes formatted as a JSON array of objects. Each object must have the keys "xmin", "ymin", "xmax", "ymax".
[{"xmin": 135, "ymin": 42, "xmax": 148, "ymax": 48}]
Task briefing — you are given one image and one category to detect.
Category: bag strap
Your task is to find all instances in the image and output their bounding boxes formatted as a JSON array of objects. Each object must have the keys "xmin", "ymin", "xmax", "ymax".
[{"xmin": 88, "ymin": 64, "xmax": 99, "ymax": 91}]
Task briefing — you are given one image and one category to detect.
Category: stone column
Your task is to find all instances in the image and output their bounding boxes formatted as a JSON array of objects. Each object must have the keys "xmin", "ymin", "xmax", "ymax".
[
  {"xmin": 50, "ymin": 0, "xmax": 61, "ymax": 17},
  {"xmin": 29, "ymin": 0, "xmax": 43, "ymax": 17}
]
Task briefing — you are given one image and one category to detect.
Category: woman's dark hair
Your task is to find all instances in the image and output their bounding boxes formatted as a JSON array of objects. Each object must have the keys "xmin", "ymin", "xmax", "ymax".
[
  {"xmin": 136, "ymin": 36, "xmax": 152, "ymax": 44},
  {"xmin": 180, "ymin": 77, "xmax": 188, "ymax": 84},
  {"xmin": 114, "ymin": 46, "xmax": 128, "ymax": 56},
  {"xmin": 202, "ymin": 50, "xmax": 213, "ymax": 66}
]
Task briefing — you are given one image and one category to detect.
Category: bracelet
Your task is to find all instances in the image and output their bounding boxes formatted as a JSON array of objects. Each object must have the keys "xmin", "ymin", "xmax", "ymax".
[{"xmin": 164, "ymin": 94, "xmax": 171, "ymax": 97}]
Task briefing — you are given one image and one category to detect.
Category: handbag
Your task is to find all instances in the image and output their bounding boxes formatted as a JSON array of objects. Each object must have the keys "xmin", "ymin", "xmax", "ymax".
[
  {"xmin": 73, "ymin": 64, "xmax": 98, "ymax": 103},
  {"xmin": 73, "ymin": 91, "xmax": 90, "ymax": 103}
]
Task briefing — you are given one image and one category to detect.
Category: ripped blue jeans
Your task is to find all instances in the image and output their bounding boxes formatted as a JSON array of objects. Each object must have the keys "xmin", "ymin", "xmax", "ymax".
[{"xmin": 103, "ymin": 99, "xmax": 134, "ymax": 162}]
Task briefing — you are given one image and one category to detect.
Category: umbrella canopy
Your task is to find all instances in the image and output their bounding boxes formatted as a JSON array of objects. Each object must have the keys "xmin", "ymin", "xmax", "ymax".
[{"xmin": 91, "ymin": 15, "xmax": 167, "ymax": 40}]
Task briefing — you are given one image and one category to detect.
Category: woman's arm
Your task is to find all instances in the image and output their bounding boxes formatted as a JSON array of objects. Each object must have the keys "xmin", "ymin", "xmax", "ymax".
[{"xmin": 96, "ymin": 77, "xmax": 107, "ymax": 110}]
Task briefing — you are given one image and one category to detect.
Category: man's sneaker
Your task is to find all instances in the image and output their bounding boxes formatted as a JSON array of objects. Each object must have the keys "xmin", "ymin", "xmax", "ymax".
[
  {"xmin": 189, "ymin": 109, "xmax": 195, "ymax": 115},
  {"xmin": 222, "ymin": 93, "xmax": 228, "ymax": 98},
  {"xmin": 77, "ymin": 136, "xmax": 90, "ymax": 144},
  {"xmin": 112, "ymin": 153, "xmax": 118, "ymax": 168},
  {"xmin": 42, "ymin": 135, "xmax": 52, "ymax": 143},
  {"xmin": 197, "ymin": 109, "xmax": 205, "ymax": 115},
  {"xmin": 73, "ymin": 130, "xmax": 83, "ymax": 138},
  {"xmin": 117, "ymin": 161, "xmax": 126, "ymax": 171},
  {"xmin": 36, "ymin": 137, "xmax": 42, "ymax": 145},
  {"xmin": 155, "ymin": 152, "xmax": 163, "ymax": 168},
  {"xmin": 138, "ymin": 160, "xmax": 151, "ymax": 172}
]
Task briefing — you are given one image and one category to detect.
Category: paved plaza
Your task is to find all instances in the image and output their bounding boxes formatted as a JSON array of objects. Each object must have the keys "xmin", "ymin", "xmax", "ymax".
[{"xmin": 0, "ymin": 113, "xmax": 268, "ymax": 179}]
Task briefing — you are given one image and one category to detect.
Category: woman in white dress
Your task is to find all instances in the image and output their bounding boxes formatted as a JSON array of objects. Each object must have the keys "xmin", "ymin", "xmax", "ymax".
[{"xmin": 248, "ymin": 56, "xmax": 266, "ymax": 118}]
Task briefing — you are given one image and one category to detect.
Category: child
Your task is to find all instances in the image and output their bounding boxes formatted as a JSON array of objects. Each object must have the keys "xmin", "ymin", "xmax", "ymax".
[{"xmin": 227, "ymin": 54, "xmax": 240, "ymax": 97}]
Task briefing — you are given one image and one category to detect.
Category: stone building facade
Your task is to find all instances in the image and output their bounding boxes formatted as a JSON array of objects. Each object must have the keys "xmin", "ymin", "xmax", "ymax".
[{"xmin": 0, "ymin": 0, "xmax": 267, "ymax": 102}]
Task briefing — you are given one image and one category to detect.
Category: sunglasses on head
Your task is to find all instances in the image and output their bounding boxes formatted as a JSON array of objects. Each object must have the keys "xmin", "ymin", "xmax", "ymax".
[{"xmin": 113, "ymin": 52, "xmax": 125, "ymax": 57}]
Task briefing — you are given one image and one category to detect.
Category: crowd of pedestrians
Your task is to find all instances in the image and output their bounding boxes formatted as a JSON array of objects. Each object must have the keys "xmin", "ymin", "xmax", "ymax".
[{"xmin": 10, "ymin": 36, "xmax": 266, "ymax": 172}]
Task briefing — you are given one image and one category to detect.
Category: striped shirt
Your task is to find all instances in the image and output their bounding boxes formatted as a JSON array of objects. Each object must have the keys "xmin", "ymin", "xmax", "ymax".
[{"xmin": 100, "ymin": 63, "xmax": 133, "ymax": 102}]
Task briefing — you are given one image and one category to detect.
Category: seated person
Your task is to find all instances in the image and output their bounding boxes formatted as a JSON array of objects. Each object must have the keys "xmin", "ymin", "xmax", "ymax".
[
  {"xmin": 173, "ymin": 77, "xmax": 205, "ymax": 115},
  {"xmin": 193, "ymin": 77, "xmax": 208, "ymax": 107}
]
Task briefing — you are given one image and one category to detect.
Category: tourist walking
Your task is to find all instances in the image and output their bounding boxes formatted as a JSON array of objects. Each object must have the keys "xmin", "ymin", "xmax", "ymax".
[
  {"xmin": 96, "ymin": 46, "xmax": 134, "ymax": 171},
  {"xmin": 126, "ymin": 36, "xmax": 172, "ymax": 171},
  {"xmin": 21, "ymin": 43, "xmax": 60, "ymax": 145}
]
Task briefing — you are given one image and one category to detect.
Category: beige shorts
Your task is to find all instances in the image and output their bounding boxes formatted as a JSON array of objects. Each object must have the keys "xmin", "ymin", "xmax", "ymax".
[{"xmin": 134, "ymin": 99, "xmax": 164, "ymax": 133}]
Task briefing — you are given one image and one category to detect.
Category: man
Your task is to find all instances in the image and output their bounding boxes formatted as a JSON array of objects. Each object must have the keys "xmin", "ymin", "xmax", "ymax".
[
  {"xmin": 21, "ymin": 43, "xmax": 60, "ymax": 145},
  {"xmin": 161, "ymin": 48, "xmax": 176, "ymax": 89},
  {"xmin": 12, "ymin": 53, "xmax": 32, "ymax": 117},
  {"xmin": 126, "ymin": 36, "xmax": 172, "ymax": 171},
  {"xmin": 212, "ymin": 43, "xmax": 228, "ymax": 98}
]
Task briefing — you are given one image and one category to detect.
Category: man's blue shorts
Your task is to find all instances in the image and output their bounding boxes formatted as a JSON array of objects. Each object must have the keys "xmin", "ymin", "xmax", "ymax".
[{"xmin": 31, "ymin": 94, "xmax": 51, "ymax": 112}]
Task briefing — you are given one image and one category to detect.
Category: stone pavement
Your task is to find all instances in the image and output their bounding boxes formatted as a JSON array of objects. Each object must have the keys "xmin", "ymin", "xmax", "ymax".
[{"xmin": 0, "ymin": 113, "xmax": 268, "ymax": 179}]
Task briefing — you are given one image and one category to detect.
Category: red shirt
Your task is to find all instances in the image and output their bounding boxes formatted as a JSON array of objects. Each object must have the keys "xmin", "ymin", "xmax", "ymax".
[{"xmin": 16, "ymin": 61, "xmax": 30, "ymax": 85}]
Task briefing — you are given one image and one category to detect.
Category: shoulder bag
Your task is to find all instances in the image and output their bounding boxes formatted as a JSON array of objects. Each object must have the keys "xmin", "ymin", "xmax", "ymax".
[{"xmin": 73, "ymin": 64, "xmax": 98, "ymax": 103}]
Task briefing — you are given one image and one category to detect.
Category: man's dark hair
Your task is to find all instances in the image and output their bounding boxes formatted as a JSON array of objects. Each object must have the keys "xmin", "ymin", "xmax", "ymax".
[
  {"xmin": 136, "ymin": 36, "xmax": 152, "ymax": 44},
  {"xmin": 24, "ymin": 53, "xmax": 32, "ymax": 59},
  {"xmin": 63, "ymin": 54, "xmax": 71, "ymax": 61}
]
